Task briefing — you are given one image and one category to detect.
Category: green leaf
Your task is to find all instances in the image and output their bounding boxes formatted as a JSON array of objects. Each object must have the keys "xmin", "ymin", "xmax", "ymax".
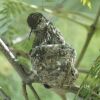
[
  {"xmin": 87, "ymin": 2, "xmax": 92, "ymax": 9},
  {"xmin": 81, "ymin": 0, "xmax": 92, "ymax": 9},
  {"xmin": 0, "ymin": 19, "xmax": 10, "ymax": 29},
  {"xmin": 0, "ymin": 15, "xmax": 8, "ymax": 21},
  {"xmin": 75, "ymin": 55, "xmax": 100, "ymax": 99}
]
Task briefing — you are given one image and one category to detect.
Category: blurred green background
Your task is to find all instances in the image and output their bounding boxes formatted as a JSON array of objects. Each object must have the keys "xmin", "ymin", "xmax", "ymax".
[{"xmin": 0, "ymin": 0, "xmax": 100, "ymax": 100}]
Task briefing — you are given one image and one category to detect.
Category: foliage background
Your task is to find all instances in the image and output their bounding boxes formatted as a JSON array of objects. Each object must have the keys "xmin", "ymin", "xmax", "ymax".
[{"xmin": 0, "ymin": 0, "xmax": 100, "ymax": 100}]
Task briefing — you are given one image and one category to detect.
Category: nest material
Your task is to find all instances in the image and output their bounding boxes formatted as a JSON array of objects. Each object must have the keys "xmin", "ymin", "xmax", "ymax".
[{"xmin": 30, "ymin": 44, "xmax": 78, "ymax": 89}]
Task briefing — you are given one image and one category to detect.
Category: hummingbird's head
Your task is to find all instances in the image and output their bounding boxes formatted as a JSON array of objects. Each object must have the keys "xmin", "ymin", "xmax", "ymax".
[
  {"xmin": 27, "ymin": 12, "xmax": 43, "ymax": 30},
  {"xmin": 27, "ymin": 12, "xmax": 49, "ymax": 38}
]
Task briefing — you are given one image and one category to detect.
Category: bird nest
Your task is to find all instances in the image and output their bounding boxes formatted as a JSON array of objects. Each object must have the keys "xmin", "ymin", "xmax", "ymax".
[{"xmin": 30, "ymin": 44, "xmax": 78, "ymax": 89}]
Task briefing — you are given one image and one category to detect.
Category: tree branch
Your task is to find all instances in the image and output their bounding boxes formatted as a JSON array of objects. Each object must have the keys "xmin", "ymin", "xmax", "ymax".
[
  {"xmin": 0, "ymin": 38, "xmax": 32, "ymax": 83},
  {"xmin": 75, "ymin": 7, "xmax": 100, "ymax": 68},
  {"xmin": 0, "ymin": 38, "xmax": 40, "ymax": 100}
]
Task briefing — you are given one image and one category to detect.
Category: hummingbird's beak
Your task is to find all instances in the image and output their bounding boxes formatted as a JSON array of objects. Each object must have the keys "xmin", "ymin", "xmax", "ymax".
[{"xmin": 28, "ymin": 29, "xmax": 33, "ymax": 39}]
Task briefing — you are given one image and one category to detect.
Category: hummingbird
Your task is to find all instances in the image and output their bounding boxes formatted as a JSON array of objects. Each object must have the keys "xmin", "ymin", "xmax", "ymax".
[
  {"xmin": 27, "ymin": 12, "xmax": 78, "ymax": 100},
  {"xmin": 27, "ymin": 12, "xmax": 65, "ymax": 47}
]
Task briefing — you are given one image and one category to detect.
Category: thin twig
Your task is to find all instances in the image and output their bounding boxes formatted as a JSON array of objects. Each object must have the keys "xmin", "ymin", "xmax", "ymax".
[
  {"xmin": 67, "ymin": 85, "xmax": 79, "ymax": 94},
  {"xmin": 29, "ymin": 84, "xmax": 41, "ymax": 100},
  {"xmin": 75, "ymin": 7, "xmax": 100, "ymax": 68},
  {"xmin": 78, "ymin": 68, "xmax": 89, "ymax": 73},
  {"xmin": 0, "ymin": 87, "xmax": 11, "ymax": 100},
  {"xmin": 22, "ymin": 82, "xmax": 29, "ymax": 100}
]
